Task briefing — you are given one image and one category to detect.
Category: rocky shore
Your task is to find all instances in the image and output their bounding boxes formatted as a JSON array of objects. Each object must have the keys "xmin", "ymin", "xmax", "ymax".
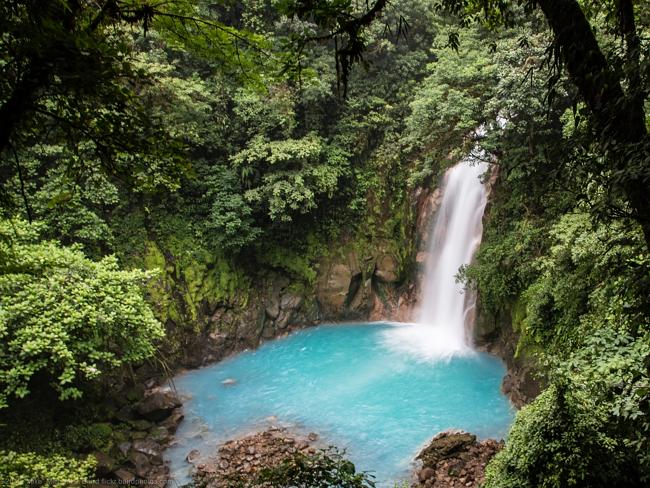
[
  {"xmin": 413, "ymin": 431, "xmax": 503, "ymax": 488},
  {"xmin": 191, "ymin": 427, "xmax": 321, "ymax": 487},
  {"xmin": 93, "ymin": 387, "xmax": 183, "ymax": 487},
  {"xmin": 175, "ymin": 427, "xmax": 503, "ymax": 488}
]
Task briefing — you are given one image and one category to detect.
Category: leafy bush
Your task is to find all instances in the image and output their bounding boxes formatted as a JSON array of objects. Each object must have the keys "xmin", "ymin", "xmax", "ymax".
[
  {"xmin": 232, "ymin": 134, "xmax": 346, "ymax": 223},
  {"xmin": 255, "ymin": 447, "xmax": 375, "ymax": 488},
  {"xmin": 203, "ymin": 447, "xmax": 375, "ymax": 488},
  {"xmin": 0, "ymin": 450, "xmax": 96, "ymax": 488},
  {"xmin": 484, "ymin": 384, "xmax": 626, "ymax": 488},
  {"xmin": 0, "ymin": 219, "xmax": 164, "ymax": 408},
  {"xmin": 62, "ymin": 423, "xmax": 113, "ymax": 452},
  {"xmin": 204, "ymin": 167, "xmax": 262, "ymax": 251},
  {"xmin": 478, "ymin": 210, "xmax": 650, "ymax": 484}
]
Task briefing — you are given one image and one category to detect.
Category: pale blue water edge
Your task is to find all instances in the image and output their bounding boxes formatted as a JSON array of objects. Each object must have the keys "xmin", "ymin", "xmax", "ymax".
[{"xmin": 166, "ymin": 322, "xmax": 514, "ymax": 486}]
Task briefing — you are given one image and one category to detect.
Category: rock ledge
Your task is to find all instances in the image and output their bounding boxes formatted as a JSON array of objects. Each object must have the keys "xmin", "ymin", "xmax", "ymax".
[{"xmin": 413, "ymin": 431, "xmax": 503, "ymax": 488}]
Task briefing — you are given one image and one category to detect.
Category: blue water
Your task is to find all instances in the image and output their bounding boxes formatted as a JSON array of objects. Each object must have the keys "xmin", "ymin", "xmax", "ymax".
[{"xmin": 166, "ymin": 323, "xmax": 514, "ymax": 485}]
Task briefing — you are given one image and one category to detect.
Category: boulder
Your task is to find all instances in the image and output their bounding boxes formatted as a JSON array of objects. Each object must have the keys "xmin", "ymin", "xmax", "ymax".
[
  {"xmin": 128, "ymin": 419, "xmax": 153, "ymax": 431},
  {"xmin": 114, "ymin": 405, "xmax": 135, "ymax": 423},
  {"xmin": 93, "ymin": 451, "xmax": 116, "ymax": 476},
  {"xmin": 328, "ymin": 264, "xmax": 352, "ymax": 300},
  {"xmin": 149, "ymin": 425, "xmax": 171, "ymax": 444},
  {"xmin": 265, "ymin": 299, "xmax": 280, "ymax": 319},
  {"xmin": 136, "ymin": 390, "xmax": 181, "ymax": 421},
  {"xmin": 275, "ymin": 310, "xmax": 291, "ymax": 329},
  {"xmin": 413, "ymin": 432, "xmax": 504, "ymax": 487},
  {"xmin": 146, "ymin": 466, "xmax": 170, "ymax": 486},
  {"xmin": 186, "ymin": 449, "xmax": 201, "ymax": 464},
  {"xmin": 374, "ymin": 254, "xmax": 399, "ymax": 283},
  {"xmin": 316, "ymin": 263, "xmax": 352, "ymax": 314},
  {"xmin": 114, "ymin": 469, "xmax": 135, "ymax": 484},
  {"xmin": 117, "ymin": 441, "xmax": 131, "ymax": 458},
  {"xmin": 160, "ymin": 410, "xmax": 184, "ymax": 433},
  {"xmin": 280, "ymin": 293, "xmax": 302, "ymax": 310},
  {"xmin": 418, "ymin": 467, "xmax": 436, "ymax": 482},
  {"xmin": 128, "ymin": 451, "xmax": 151, "ymax": 478},
  {"xmin": 348, "ymin": 277, "xmax": 372, "ymax": 313},
  {"xmin": 132, "ymin": 439, "xmax": 163, "ymax": 465},
  {"xmin": 417, "ymin": 431, "xmax": 476, "ymax": 469}
]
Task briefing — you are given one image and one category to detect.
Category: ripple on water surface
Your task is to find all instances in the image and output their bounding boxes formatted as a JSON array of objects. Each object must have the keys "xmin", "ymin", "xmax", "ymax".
[{"xmin": 166, "ymin": 322, "xmax": 514, "ymax": 486}]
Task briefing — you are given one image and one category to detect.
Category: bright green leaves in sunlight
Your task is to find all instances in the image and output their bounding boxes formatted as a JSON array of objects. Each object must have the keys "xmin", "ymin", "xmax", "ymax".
[
  {"xmin": 232, "ymin": 134, "xmax": 347, "ymax": 223},
  {"xmin": 204, "ymin": 167, "xmax": 262, "ymax": 251},
  {"xmin": 0, "ymin": 450, "xmax": 96, "ymax": 488},
  {"xmin": 0, "ymin": 220, "xmax": 164, "ymax": 409}
]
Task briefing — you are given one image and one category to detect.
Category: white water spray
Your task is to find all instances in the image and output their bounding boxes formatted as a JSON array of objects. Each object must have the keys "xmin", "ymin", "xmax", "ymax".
[{"xmin": 383, "ymin": 149, "xmax": 490, "ymax": 361}]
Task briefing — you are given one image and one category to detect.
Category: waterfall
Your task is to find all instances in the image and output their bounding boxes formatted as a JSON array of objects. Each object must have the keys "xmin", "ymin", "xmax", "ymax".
[
  {"xmin": 418, "ymin": 158, "xmax": 490, "ymax": 337},
  {"xmin": 382, "ymin": 150, "xmax": 490, "ymax": 361}
]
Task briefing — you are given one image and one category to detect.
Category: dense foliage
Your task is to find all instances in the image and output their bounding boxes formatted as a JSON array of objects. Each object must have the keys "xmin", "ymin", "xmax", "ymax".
[
  {"xmin": 0, "ymin": 450, "xmax": 96, "ymax": 488},
  {"xmin": 0, "ymin": 0, "xmax": 648, "ymax": 486},
  {"xmin": 0, "ymin": 219, "xmax": 164, "ymax": 408},
  {"xmin": 456, "ymin": 2, "xmax": 650, "ymax": 483}
]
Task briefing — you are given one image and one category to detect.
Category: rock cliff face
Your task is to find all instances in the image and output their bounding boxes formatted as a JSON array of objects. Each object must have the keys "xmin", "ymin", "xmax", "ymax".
[
  {"xmin": 175, "ymin": 242, "xmax": 416, "ymax": 369},
  {"xmin": 470, "ymin": 167, "xmax": 541, "ymax": 408},
  {"xmin": 160, "ymin": 185, "xmax": 438, "ymax": 370},
  {"xmin": 472, "ymin": 303, "xmax": 541, "ymax": 408}
]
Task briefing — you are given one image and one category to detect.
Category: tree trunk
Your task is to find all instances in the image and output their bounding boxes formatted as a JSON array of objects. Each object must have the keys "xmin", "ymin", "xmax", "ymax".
[
  {"xmin": 0, "ymin": 62, "xmax": 49, "ymax": 156},
  {"xmin": 536, "ymin": 0, "xmax": 650, "ymax": 246}
]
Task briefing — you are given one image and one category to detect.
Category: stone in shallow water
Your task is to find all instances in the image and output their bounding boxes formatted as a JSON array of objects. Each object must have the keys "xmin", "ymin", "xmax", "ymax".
[{"xmin": 186, "ymin": 449, "xmax": 201, "ymax": 464}]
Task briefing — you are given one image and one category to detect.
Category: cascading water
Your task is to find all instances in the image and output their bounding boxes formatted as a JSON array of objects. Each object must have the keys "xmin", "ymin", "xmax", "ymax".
[
  {"xmin": 418, "ymin": 157, "xmax": 491, "ymax": 338},
  {"xmin": 382, "ymin": 150, "xmax": 490, "ymax": 361}
]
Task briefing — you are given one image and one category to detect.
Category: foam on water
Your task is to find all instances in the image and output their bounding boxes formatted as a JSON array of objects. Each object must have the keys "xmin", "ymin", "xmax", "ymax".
[{"xmin": 166, "ymin": 323, "xmax": 513, "ymax": 486}]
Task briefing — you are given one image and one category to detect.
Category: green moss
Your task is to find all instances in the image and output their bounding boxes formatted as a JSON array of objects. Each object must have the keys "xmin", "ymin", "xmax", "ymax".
[
  {"xmin": 179, "ymin": 253, "xmax": 251, "ymax": 321},
  {"xmin": 511, "ymin": 298, "xmax": 527, "ymax": 333},
  {"xmin": 136, "ymin": 222, "xmax": 253, "ymax": 340},
  {"xmin": 142, "ymin": 240, "xmax": 175, "ymax": 323},
  {"xmin": 143, "ymin": 239, "xmax": 166, "ymax": 270},
  {"xmin": 62, "ymin": 423, "xmax": 113, "ymax": 452},
  {"xmin": 258, "ymin": 245, "xmax": 318, "ymax": 286}
]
